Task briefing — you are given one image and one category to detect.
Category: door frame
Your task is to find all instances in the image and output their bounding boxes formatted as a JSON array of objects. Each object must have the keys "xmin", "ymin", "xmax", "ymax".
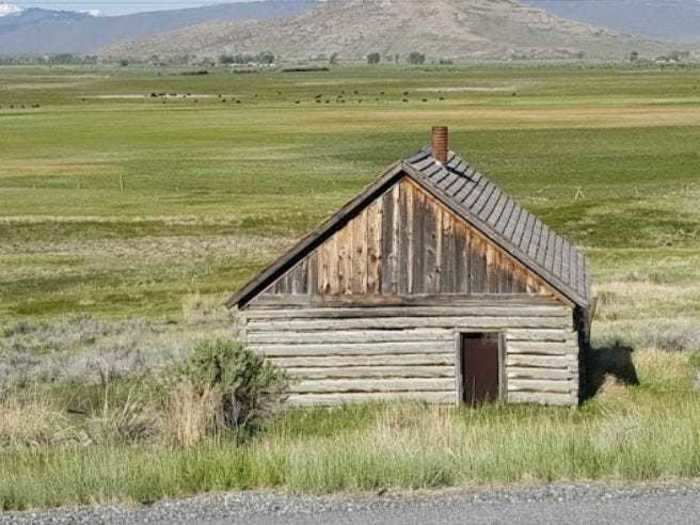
[{"xmin": 454, "ymin": 331, "xmax": 507, "ymax": 405}]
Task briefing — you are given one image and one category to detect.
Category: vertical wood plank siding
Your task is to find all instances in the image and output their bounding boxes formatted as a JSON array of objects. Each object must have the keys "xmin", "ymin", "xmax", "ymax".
[
  {"xmin": 256, "ymin": 178, "xmax": 561, "ymax": 303},
  {"xmin": 242, "ymin": 302, "xmax": 579, "ymax": 407}
]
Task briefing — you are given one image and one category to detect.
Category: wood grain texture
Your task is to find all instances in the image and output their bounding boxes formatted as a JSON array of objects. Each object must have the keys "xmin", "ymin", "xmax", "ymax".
[
  {"xmin": 287, "ymin": 391, "xmax": 456, "ymax": 406},
  {"xmin": 254, "ymin": 342, "xmax": 455, "ymax": 356},
  {"xmin": 286, "ymin": 366, "xmax": 454, "ymax": 379},
  {"xmin": 242, "ymin": 303, "xmax": 579, "ymax": 407},
  {"xmin": 247, "ymin": 316, "xmax": 571, "ymax": 332},
  {"xmin": 244, "ymin": 304, "xmax": 571, "ymax": 319},
  {"xmin": 506, "ymin": 367, "xmax": 574, "ymax": 381},
  {"xmin": 291, "ymin": 378, "xmax": 455, "ymax": 394},
  {"xmin": 507, "ymin": 391, "xmax": 574, "ymax": 406},
  {"xmin": 508, "ymin": 379, "xmax": 573, "ymax": 394},
  {"xmin": 254, "ymin": 178, "xmax": 568, "ymax": 304},
  {"xmin": 506, "ymin": 354, "xmax": 577, "ymax": 369},
  {"xmin": 247, "ymin": 329, "xmax": 457, "ymax": 344},
  {"xmin": 265, "ymin": 353, "xmax": 455, "ymax": 368}
]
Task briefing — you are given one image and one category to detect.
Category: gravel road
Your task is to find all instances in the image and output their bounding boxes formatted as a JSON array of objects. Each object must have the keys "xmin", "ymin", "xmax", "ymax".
[{"xmin": 2, "ymin": 483, "xmax": 700, "ymax": 525}]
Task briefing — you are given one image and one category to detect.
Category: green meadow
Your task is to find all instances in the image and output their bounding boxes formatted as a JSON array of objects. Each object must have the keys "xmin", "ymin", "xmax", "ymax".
[
  {"xmin": 2, "ymin": 64, "xmax": 700, "ymax": 319},
  {"xmin": 1, "ymin": 64, "xmax": 700, "ymax": 509}
]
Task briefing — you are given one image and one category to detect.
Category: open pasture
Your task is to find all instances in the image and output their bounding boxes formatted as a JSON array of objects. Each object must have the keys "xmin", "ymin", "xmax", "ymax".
[
  {"xmin": 1, "ymin": 64, "xmax": 700, "ymax": 323},
  {"xmin": 1, "ymin": 63, "xmax": 700, "ymax": 509}
]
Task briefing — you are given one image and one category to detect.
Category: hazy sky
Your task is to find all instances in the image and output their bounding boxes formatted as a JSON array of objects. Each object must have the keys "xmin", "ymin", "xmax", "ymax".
[{"xmin": 9, "ymin": 1, "xmax": 240, "ymax": 16}]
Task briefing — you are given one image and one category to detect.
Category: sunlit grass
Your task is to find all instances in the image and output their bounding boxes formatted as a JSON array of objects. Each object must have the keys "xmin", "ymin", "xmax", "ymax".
[
  {"xmin": 1, "ymin": 65, "xmax": 700, "ymax": 317},
  {"xmin": 1, "ymin": 349, "xmax": 699, "ymax": 510},
  {"xmin": 1, "ymin": 64, "xmax": 700, "ymax": 510}
]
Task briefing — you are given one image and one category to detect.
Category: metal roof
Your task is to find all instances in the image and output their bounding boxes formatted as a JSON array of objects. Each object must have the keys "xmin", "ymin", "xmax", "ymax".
[
  {"xmin": 403, "ymin": 147, "xmax": 590, "ymax": 307},
  {"xmin": 227, "ymin": 147, "xmax": 591, "ymax": 309}
]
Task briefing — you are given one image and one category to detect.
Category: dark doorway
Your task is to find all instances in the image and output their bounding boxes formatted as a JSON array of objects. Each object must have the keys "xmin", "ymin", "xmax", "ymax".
[{"xmin": 460, "ymin": 332, "xmax": 502, "ymax": 405}]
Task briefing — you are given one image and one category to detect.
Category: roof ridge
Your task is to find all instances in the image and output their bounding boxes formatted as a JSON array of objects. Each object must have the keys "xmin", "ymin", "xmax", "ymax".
[
  {"xmin": 403, "ymin": 148, "xmax": 589, "ymax": 307},
  {"xmin": 227, "ymin": 149, "xmax": 590, "ymax": 309}
]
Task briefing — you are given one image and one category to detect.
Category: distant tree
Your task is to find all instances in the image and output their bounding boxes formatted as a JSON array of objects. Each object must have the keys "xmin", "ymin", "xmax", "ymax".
[
  {"xmin": 669, "ymin": 50, "xmax": 690, "ymax": 61},
  {"xmin": 329, "ymin": 52, "xmax": 339, "ymax": 65},
  {"xmin": 630, "ymin": 50, "xmax": 639, "ymax": 62},
  {"xmin": 49, "ymin": 53, "xmax": 78, "ymax": 65},
  {"xmin": 219, "ymin": 54, "xmax": 235, "ymax": 65},
  {"xmin": 394, "ymin": 54, "xmax": 400, "ymax": 64},
  {"xmin": 119, "ymin": 58, "xmax": 129, "ymax": 67},
  {"xmin": 438, "ymin": 58, "xmax": 453, "ymax": 65},
  {"xmin": 257, "ymin": 51, "xmax": 275, "ymax": 65},
  {"xmin": 408, "ymin": 51, "xmax": 425, "ymax": 65},
  {"xmin": 367, "ymin": 52, "xmax": 381, "ymax": 65}
]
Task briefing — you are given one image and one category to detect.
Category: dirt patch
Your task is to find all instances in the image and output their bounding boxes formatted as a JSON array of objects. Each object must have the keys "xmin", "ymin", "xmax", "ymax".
[
  {"xmin": 85, "ymin": 94, "xmax": 232, "ymax": 100},
  {"xmin": 415, "ymin": 86, "xmax": 517, "ymax": 92}
]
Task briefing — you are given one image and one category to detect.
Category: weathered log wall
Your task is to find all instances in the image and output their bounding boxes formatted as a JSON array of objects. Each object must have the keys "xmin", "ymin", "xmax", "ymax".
[{"xmin": 241, "ymin": 300, "xmax": 580, "ymax": 407}]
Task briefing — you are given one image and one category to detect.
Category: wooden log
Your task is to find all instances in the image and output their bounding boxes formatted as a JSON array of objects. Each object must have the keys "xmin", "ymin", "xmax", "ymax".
[
  {"xmin": 287, "ymin": 391, "xmax": 456, "ymax": 406},
  {"xmin": 265, "ymin": 353, "xmax": 455, "ymax": 368},
  {"xmin": 506, "ymin": 329, "xmax": 574, "ymax": 342},
  {"xmin": 248, "ymin": 294, "xmax": 564, "ymax": 308},
  {"xmin": 253, "ymin": 342, "xmax": 455, "ymax": 357},
  {"xmin": 244, "ymin": 305, "xmax": 571, "ymax": 320},
  {"xmin": 290, "ymin": 378, "xmax": 455, "ymax": 394},
  {"xmin": 506, "ymin": 367, "xmax": 573, "ymax": 381},
  {"xmin": 247, "ymin": 316, "xmax": 571, "ymax": 333},
  {"xmin": 506, "ymin": 342, "xmax": 578, "ymax": 356},
  {"xmin": 286, "ymin": 365, "xmax": 455, "ymax": 379},
  {"xmin": 247, "ymin": 329, "xmax": 456, "ymax": 345},
  {"xmin": 508, "ymin": 379, "xmax": 573, "ymax": 394},
  {"xmin": 507, "ymin": 391, "xmax": 574, "ymax": 406},
  {"xmin": 506, "ymin": 354, "xmax": 576, "ymax": 369}
]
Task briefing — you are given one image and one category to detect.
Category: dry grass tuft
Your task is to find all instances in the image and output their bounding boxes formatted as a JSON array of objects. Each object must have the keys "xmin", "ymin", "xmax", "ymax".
[
  {"xmin": 0, "ymin": 392, "xmax": 76, "ymax": 448},
  {"xmin": 181, "ymin": 292, "xmax": 230, "ymax": 324},
  {"xmin": 164, "ymin": 382, "xmax": 223, "ymax": 448}
]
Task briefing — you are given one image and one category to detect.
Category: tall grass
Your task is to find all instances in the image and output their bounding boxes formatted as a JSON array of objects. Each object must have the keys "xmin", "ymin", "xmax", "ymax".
[{"xmin": 1, "ymin": 349, "xmax": 699, "ymax": 510}]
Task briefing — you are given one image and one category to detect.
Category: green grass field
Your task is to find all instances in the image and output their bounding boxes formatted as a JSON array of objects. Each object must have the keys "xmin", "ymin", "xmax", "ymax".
[
  {"xmin": 2, "ymin": 64, "xmax": 700, "ymax": 320},
  {"xmin": 1, "ymin": 63, "xmax": 700, "ymax": 509}
]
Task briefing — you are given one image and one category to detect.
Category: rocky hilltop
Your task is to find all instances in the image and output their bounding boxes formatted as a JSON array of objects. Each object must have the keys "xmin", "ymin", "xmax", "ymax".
[{"xmin": 104, "ymin": 0, "xmax": 669, "ymax": 62}]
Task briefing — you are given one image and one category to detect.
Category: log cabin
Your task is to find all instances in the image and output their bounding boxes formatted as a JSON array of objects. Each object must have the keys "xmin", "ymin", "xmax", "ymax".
[{"xmin": 227, "ymin": 127, "xmax": 591, "ymax": 407}]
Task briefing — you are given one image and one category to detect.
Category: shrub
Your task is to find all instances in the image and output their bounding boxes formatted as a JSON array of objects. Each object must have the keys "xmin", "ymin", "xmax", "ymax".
[
  {"xmin": 408, "ymin": 51, "xmax": 425, "ymax": 65},
  {"xmin": 176, "ymin": 340, "xmax": 289, "ymax": 434},
  {"xmin": 688, "ymin": 351, "xmax": 700, "ymax": 372},
  {"xmin": 367, "ymin": 52, "xmax": 381, "ymax": 65}
]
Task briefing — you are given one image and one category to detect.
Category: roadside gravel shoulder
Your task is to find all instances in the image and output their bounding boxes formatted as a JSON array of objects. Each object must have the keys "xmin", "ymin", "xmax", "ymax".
[{"xmin": 3, "ymin": 482, "xmax": 700, "ymax": 525}]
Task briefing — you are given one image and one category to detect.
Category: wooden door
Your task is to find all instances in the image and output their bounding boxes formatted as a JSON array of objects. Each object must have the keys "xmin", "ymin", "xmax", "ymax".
[{"xmin": 460, "ymin": 333, "xmax": 501, "ymax": 405}]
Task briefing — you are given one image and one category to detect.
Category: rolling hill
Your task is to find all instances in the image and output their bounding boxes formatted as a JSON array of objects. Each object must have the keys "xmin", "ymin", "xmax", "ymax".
[
  {"xmin": 103, "ymin": 0, "xmax": 670, "ymax": 62},
  {"xmin": 0, "ymin": 1, "xmax": 314, "ymax": 56}
]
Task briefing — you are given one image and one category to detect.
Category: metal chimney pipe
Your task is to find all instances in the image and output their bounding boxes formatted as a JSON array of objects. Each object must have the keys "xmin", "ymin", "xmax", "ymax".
[{"xmin": 431, "ymin": 126, "xmax": 448, "ymax": 164}]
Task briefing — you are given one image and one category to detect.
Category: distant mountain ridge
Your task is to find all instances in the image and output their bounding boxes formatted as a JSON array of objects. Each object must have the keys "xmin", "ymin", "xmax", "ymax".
[
  {"xmin": 0, "ymin": 1, "xmax": 314, "ymax": 56},
  {"xmin": 104, "ymin": 0, "xmax": 671, "ymax": 62},
  {"xmin": 523, "ymin": 0, "xmax": 700, "ymax": 43}
]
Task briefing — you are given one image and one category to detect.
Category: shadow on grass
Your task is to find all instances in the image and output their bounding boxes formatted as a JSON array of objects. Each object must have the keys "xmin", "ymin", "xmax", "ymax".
[{"xmin": 583, "ymin": 340, "xmax": 640, "ymax": 401}]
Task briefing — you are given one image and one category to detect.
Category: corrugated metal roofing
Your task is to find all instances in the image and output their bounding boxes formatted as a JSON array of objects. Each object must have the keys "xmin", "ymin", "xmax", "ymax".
[{"xmin": 404, "ymin": 147, "xmax": 590, "ymax": 307}]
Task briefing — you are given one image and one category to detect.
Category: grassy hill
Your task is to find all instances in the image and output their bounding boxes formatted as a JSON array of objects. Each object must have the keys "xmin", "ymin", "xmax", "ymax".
[{"xmin": 103, "ymin": 0, "xmax": 669, "ymax": 62}]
